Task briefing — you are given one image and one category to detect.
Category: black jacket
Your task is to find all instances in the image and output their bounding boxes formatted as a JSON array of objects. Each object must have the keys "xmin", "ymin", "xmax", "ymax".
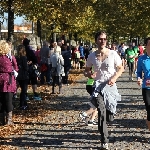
[
  {"xmin": 25, "ymin": 45, "xmax": 37, "ymax": 64},
  {"xmin": 16, "ymin": 56, "xmax": 29, "ymax": 80},
  {"xmin": 61, "ymin": 51, "xmax": 71, "ymax": 68}
]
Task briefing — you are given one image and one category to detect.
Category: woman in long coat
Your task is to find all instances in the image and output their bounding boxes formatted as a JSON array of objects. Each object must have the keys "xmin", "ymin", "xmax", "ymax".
[
  {"xmin": 50, "ymin": 45, "xmax": 64, "ymax": 94},
  {"xmin": 0, "ymin": 40, "xmax": 18, "ymax": 125}
]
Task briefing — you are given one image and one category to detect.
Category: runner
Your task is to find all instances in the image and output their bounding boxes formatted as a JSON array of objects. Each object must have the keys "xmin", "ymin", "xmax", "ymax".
[
  {"xmin": 118, "ymin": 43, "xmax": 127, "ymax": 69},
  {"xmin": 132, "ymin": 43, "xmax": 139, "ymax": 74},
  {"xmin": 84, "ymin": 31, "xmax": 123, "ymax": 149},
  {"xmin": 80, "ymin": 67, "xmax": 98, "ymax": 126},
  {"xmin": 137, "ymin": 37, "xmax": 150, "ymax": 131},
  {"xmin": 125, "ymin": 43, "xmax": 136, "ymax": 81}
]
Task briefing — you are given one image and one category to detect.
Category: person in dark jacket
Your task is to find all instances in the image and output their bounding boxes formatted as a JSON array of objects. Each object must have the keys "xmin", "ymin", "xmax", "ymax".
[
  {"xmin": 84, "ymin": 45, "xmax": 90, "ymax": 61},
  {"xmin": 23, "ymin": 38, "xmax": 41, "ymax": 100},
  {"xmin": 16, "ymin": 45, "xmax": 29, "ymax": 110},
  {"xmin": 0, "ymin": 40, "xmax": 18, "ymax": 125},
  {"xmin": 61, "ymin": 44, "xmax": 71, "ymax": 85}
]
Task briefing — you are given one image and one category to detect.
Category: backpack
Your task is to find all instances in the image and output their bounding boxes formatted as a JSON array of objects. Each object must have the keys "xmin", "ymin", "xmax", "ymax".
[
  {"xmin": 75, "ymin": 51, "xmax": 80, "ymax": 58},
  {"xmin": 51, "ymin": 56, "xmax": 63, "ymax": 76}
]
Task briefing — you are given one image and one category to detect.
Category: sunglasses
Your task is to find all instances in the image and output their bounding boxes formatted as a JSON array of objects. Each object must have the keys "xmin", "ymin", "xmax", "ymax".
[{"xmin": 99, "ymin": 38, "xmax": 107, "ymax": 41}]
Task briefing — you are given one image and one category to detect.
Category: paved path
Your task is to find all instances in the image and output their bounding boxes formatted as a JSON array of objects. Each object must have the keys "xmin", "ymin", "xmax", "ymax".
[{"xmin": 0, "ymin": 70, "xmax": 150, "ymax": 150}]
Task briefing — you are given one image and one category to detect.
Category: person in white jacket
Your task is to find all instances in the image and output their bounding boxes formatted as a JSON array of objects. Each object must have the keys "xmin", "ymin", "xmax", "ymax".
[{"xmin": 50, "ymin": 45, "xmax": 64, "ymax": 94}]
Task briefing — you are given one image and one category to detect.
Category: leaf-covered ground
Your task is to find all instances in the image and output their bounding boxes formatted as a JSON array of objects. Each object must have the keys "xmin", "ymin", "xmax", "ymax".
[
  {"xmin": 0, "ymin": 70, "xmax": 83, "ymax": 149},
  {"xmin": 0, "ymin": 69, "xmax": 150, "ymax": 150}
]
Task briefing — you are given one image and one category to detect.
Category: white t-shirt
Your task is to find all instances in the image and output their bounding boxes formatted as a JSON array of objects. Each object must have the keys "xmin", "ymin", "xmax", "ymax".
[{"xmin": 86, "ymin": 50, "xmax": 122, "ymax": 83}]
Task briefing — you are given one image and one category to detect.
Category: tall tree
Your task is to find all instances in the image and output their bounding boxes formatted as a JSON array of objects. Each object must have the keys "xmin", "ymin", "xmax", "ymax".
[{"xmin": 8, "ymin": 0, "xmax": 14, "ymax": 42}]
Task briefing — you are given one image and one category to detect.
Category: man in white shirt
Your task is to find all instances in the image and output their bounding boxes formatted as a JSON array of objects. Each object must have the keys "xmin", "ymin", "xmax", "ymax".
[{"xmin": 84, "ymin": 31, "xmax": 124, "ymax": 149}]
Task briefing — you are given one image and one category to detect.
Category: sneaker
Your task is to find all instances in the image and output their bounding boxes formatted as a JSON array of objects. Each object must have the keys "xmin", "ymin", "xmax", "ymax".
[
  {"xmin": 33, "ymin": 96, "xmax": 42, "ymax": 100},
  {"xmin": 129, "ymin": 77, "xmax": 133, "ymax": 81},
  {"xmin": 100, "ymin": 143, "xmax": 109, "ymax": 150},
  {"xmin": 79, "ymin": 113, "xmax": 87, "ymax": 123},
  {"xmin": 88, "ymin": 120, "xmax": 98, "ymax": 126}
]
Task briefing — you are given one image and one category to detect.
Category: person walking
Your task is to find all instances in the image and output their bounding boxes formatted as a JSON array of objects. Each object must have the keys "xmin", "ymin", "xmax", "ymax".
[
  {"xmin": 16, "ymin": 45, "xmax": 29, "ymax": 110},
  {"xmin": 0, "ymin": 40, "xmax": 18, "ymax": 125},
  {"xmin": 84, "ymin": 31, "xmax": 123, "ymax": 149},
  {"xmin": 137, "ymin": 37, "xmax": 150, "ymax": 131}
]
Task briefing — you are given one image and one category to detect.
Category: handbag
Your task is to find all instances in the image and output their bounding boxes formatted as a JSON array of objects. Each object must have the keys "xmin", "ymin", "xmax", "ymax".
[
  {"xmin": 28, "ymin": 64, "xmax": 39, "ymax": 77},
  {"xmin": 40, "ymin": 64, "xmax": 47, "ymax": 72}
]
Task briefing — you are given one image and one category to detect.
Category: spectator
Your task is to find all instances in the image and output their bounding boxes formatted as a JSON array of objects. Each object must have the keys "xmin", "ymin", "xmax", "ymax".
[
  {"xmin": 0, "ymin": 40, "xmax": 18, "ymax": 125},
  {"xmin": 35, "ymin": 45, "xmax": 41, "ymax": 66},
  {"xmin": 84, "ymin": 45, "xmax": 90, "ymax": 61},
  {"xmin": 23, "ymin": 38, "xmax": 41, "ymax": 100},
  {"xmin": 16, "ymin": 45, "xmax": 29, "ymax": 110},
  {"xmin": 79, "ymin": 43, "xmax": 84, "ymax": 58},
  {"xmin": 40, "ymin": 41, "xmax": 51, "ymax": 85},
  {"xmin": 50, "ymin": 45, "xmax": 64, "ymax": 94},
  {"xmin": 74, "ymin": 46, "xmax": 81, "ymax": 70},
  {"xmin": 61, "ymin": 44, "xmax": 71, "ymax": 85}
]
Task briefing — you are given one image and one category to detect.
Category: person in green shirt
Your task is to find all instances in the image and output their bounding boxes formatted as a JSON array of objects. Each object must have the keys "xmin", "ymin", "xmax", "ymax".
[
  {"xmin": 125, "ymin": 43, "xmax": 136, "ymax": 81},
  {"xmin": 79, "ymin": 67, "xmax": 98, "ymax": 126},
  {"xmin": 132, "ymin": 44, "xmax": 139, "ymax": 74}
]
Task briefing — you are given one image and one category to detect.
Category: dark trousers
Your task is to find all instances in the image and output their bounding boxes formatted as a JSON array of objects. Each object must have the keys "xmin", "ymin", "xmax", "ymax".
[
  {"xmin": 127, "ymin": 61, "xmax": 134, "ymax": 73},
  {"xmin": 0, "ymin": 92, "xmax": 13, "ymax": 113},
  {"xmin": 142, "ymin": 88, "xmax": 150, "ymax": 121},
  {"xmin": 18, "ymin": 80, "xmax": 28, "ymax": 107},
  {"xmin": 95, "ymin": 93, "xmax": 114, "ymax": 143},
  {"xmin": 62, "ymin": 66, "xmax": 70, "ymax": 84},
  {"xmin": 52, "ymin": 76, "xmax": 62, "ymax": 93}
]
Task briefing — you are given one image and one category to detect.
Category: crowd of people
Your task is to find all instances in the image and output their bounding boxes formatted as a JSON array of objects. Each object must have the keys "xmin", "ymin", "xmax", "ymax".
[
  {"xmin": 0, "ymin": 37, "xmax": 92, "ymax": 125},
  {"xmin": 0, "ymin": 32, "xmax": 149, "ymax": 150}
]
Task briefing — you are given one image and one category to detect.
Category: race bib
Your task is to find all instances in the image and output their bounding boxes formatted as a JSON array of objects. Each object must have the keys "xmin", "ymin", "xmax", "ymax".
[{"xmin": 146, "ymin": 79, "xmax": 150, "ymax": 87}]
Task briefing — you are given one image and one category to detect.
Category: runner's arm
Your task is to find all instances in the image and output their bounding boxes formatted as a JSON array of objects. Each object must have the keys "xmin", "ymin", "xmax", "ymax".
[
  {"xmin": 136, "ymin": 57, "xmax": 143, "ymax": 79},
  {"xmin": 113, "ymin": 64, "xmax": 124, "ymax": 80},
  {"xmin": 84, "ymin": 54, "xmax": 94, "ymax": 78}
]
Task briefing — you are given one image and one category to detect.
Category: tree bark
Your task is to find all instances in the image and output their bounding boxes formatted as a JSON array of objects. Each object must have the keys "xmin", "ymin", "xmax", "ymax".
[{"xmin": 8, "ymin": 0, "xmax": 14, "ymax": 42}]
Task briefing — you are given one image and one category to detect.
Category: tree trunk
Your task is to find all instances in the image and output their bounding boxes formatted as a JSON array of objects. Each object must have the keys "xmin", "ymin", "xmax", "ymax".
[
  {"xmin": 37, "ymin": 19, "xmax": 42, "ymax": 47},
  {"xmin": 8, "ymin": 0, "xmax": 14, "ymax": 42}
]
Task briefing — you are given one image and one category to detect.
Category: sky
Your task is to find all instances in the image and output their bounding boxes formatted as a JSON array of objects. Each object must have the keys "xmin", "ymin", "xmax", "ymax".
[{"xmin": 1, "ymin": 13, "xmax": 25, "ymax": 26}]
